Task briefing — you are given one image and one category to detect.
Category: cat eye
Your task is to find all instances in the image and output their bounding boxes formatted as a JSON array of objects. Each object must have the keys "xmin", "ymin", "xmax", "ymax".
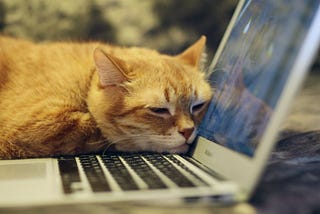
[
  {"xmin": 148, "ymin": 107, "xmax": 170, "ymax": 116},
  {"xmin": 192, "ymin": 102, "xmax": 206, "ymax": 113}
]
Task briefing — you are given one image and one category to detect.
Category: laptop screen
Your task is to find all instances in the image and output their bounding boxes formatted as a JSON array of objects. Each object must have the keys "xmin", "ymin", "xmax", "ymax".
[{"xmin": 199, "ymin": 0, "xmax": 319, "ymax": 157}]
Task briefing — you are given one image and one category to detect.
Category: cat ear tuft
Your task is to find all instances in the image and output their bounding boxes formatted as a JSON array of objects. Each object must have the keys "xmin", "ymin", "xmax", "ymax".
[
  {"xmin": 93, "ymin": 48, "xmax": 128, "ymax": 87},
  {"xmin": 177, "ymin": 35, "xmax": 207, "ymax": 69}
]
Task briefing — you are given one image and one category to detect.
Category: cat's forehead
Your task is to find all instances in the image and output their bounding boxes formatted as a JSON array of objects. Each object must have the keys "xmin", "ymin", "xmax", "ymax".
[
  {"xmin": 161, "ymin": 75, "xmax": 210, "ymax": 104},
  {"xmin": 127, "ymin": 71, "xmax": 210, "ymax": 107},
  {"xmin": 124, "ymin": 56, "xmax": 212, "ymax": 108}
]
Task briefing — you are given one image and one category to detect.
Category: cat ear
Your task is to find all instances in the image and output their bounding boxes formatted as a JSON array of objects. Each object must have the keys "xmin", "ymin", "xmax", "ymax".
[
  {"xmin": 177, "ymin": 35, "xmax": 207, "ymax": 69},
  {"xmin": 93, "ymin": 48, "xmax": 128, "ymax": 87}
]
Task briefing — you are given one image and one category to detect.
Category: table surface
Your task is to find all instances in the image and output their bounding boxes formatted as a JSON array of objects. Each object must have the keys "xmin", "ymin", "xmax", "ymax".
[{"xmin": 1, "ymin": 73, "xmax": 319, "ymax": 214}]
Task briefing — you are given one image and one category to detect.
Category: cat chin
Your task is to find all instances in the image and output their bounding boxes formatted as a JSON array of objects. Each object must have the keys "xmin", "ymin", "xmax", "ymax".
[
  {"xmin": 114, "ymin": 142, "xmax": 190, "ymax": 154},
  {"xmin": 165, "ymin": 143, "xmax": 189, "ymax": 154}
]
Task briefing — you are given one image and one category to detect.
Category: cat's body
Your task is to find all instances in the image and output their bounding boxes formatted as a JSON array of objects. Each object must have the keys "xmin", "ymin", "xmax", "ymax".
[{"xmin": 0, "ymin": 36, "xmax": 212, "ymax": 159}]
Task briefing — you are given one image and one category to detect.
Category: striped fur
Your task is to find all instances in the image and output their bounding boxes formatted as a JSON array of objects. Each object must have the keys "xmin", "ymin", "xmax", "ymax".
[{"xmin": 0, "ymin": 36, "xmax": 212, "ymax": 159}]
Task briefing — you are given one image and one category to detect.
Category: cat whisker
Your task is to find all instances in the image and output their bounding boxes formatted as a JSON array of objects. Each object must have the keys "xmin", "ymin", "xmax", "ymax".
[
  {"xmin": 101, "ymin": 139, "xmax": 126, "ymax": 155},
  {"xmin": 110, "ymin": 134, "xmax": 177, "ymax": 146},
  {"xmin": 88, "ymin": 134, "xmax": 182, "ymax": 155},
  {"xmin": 102, "ymin": 143, "xmax": 114, "ymax": 155},
  {"xmin": 87, "ymin": 139, "xmax": 109, "ymax": 145}
]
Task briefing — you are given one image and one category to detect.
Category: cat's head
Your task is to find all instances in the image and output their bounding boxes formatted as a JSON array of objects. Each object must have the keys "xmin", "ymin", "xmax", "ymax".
[{"xmin": 88, "ymin": 36, "xmax": 213, "ymax": 154}]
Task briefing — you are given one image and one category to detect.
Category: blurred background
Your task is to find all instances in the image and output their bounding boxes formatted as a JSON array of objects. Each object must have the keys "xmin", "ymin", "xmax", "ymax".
[
  {"xmin": 0, "ymin": 0, "xmax": 236, "ymax": 55},
  {"xmin": 0, "ymin": 0, "xmax": 318, "ymax": 72}
]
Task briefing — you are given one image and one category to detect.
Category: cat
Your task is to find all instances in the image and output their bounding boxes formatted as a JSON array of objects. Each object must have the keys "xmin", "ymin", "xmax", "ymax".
[{"xmin": 0, "ymin": 35, "xmax": 213, "ymax": 159}]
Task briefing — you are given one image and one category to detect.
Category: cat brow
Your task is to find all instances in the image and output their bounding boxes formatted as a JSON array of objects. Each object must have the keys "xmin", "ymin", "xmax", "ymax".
[
  {"xmin": 164, "ymin": 88, "xmax": 170, "ymax": 102},
  {"xmin": 117, "ymin": 105, "xmax": 145, "ymax": 117},
  {"xmin": 194, "ymin": 89, "xmax": 198, "ymax": 99}
]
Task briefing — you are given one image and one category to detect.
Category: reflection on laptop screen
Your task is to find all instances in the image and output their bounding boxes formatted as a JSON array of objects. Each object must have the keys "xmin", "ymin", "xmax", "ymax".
[{"xmin": 199, "ymin": 0, "xmax": 319, "ymax": 157}]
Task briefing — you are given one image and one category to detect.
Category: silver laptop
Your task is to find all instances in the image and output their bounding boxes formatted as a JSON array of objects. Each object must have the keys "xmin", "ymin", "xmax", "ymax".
[{"xmin": 1, "ymin": 0, "xmax": 319, "ymax": 207}]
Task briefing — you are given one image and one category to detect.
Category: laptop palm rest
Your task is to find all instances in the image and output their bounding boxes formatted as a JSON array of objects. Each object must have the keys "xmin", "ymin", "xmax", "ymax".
[{"xmin": 0, "ymin": 159, "xmax": 59, "ymax": 203}]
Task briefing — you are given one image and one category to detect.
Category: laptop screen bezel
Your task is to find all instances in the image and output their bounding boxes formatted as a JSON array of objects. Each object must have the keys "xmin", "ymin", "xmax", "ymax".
[{"xmin": 191, "ymin": 0, "xmax": 320, "ymax": 196}]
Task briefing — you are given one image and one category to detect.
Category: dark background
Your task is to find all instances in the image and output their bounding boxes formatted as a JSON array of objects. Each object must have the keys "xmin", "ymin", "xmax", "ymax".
[
  {"xmin": 0, "ymin": 0, "xmax": 318, "ymax": 71},
  {"xmin": 0, "ymin": 0, "xmax": 235, "ymax": 53}
]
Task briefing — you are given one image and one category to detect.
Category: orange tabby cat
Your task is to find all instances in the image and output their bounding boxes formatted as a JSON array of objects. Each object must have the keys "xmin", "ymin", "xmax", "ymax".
[{"xmin": 0, "ymin": 35, "xmax": 212, "ymax": 159}]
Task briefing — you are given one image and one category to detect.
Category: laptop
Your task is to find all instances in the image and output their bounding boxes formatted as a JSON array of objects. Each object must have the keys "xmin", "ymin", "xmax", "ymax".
[{"xmin": 0, "ymin": 0, "xmax": 319, "ymax": 207}]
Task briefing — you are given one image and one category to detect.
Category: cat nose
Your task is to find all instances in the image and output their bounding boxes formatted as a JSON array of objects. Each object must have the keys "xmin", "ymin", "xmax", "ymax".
[{"xmin": 179, "ymin": 127, "xmax": 194, "ymax": 141}]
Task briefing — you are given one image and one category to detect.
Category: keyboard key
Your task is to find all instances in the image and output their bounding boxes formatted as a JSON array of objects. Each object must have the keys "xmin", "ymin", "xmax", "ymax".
[
  {"xmin": 120, "ymin": 154, "xmax": 167, "ymax": 189},
  {"xmin": 100, "ymin": 155, "xmax": 139, "ymax": 191},
  {"xmin": 79, "ymin": 155, "xmax": 111, "ymax": 192},
  {"xmin": 166, "ymin": 155, "xmax": 208, "ymax": 186},
  {"xmin": 143, "ymin": 154, "xmax": 196, "ymax": 188},
  {"xmin": 180, "ymin": 155, "xmax": 225, "ymax": 181}
]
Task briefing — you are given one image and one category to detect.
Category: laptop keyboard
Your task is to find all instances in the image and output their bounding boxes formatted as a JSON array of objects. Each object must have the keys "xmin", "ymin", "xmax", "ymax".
[
  {"xmin": 58, "ymin": 153, "xmax": 210, "ymax": 194},
  {"xmin": 110, "ymin": 154, "xmax": 167, "ymax": 190}
]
